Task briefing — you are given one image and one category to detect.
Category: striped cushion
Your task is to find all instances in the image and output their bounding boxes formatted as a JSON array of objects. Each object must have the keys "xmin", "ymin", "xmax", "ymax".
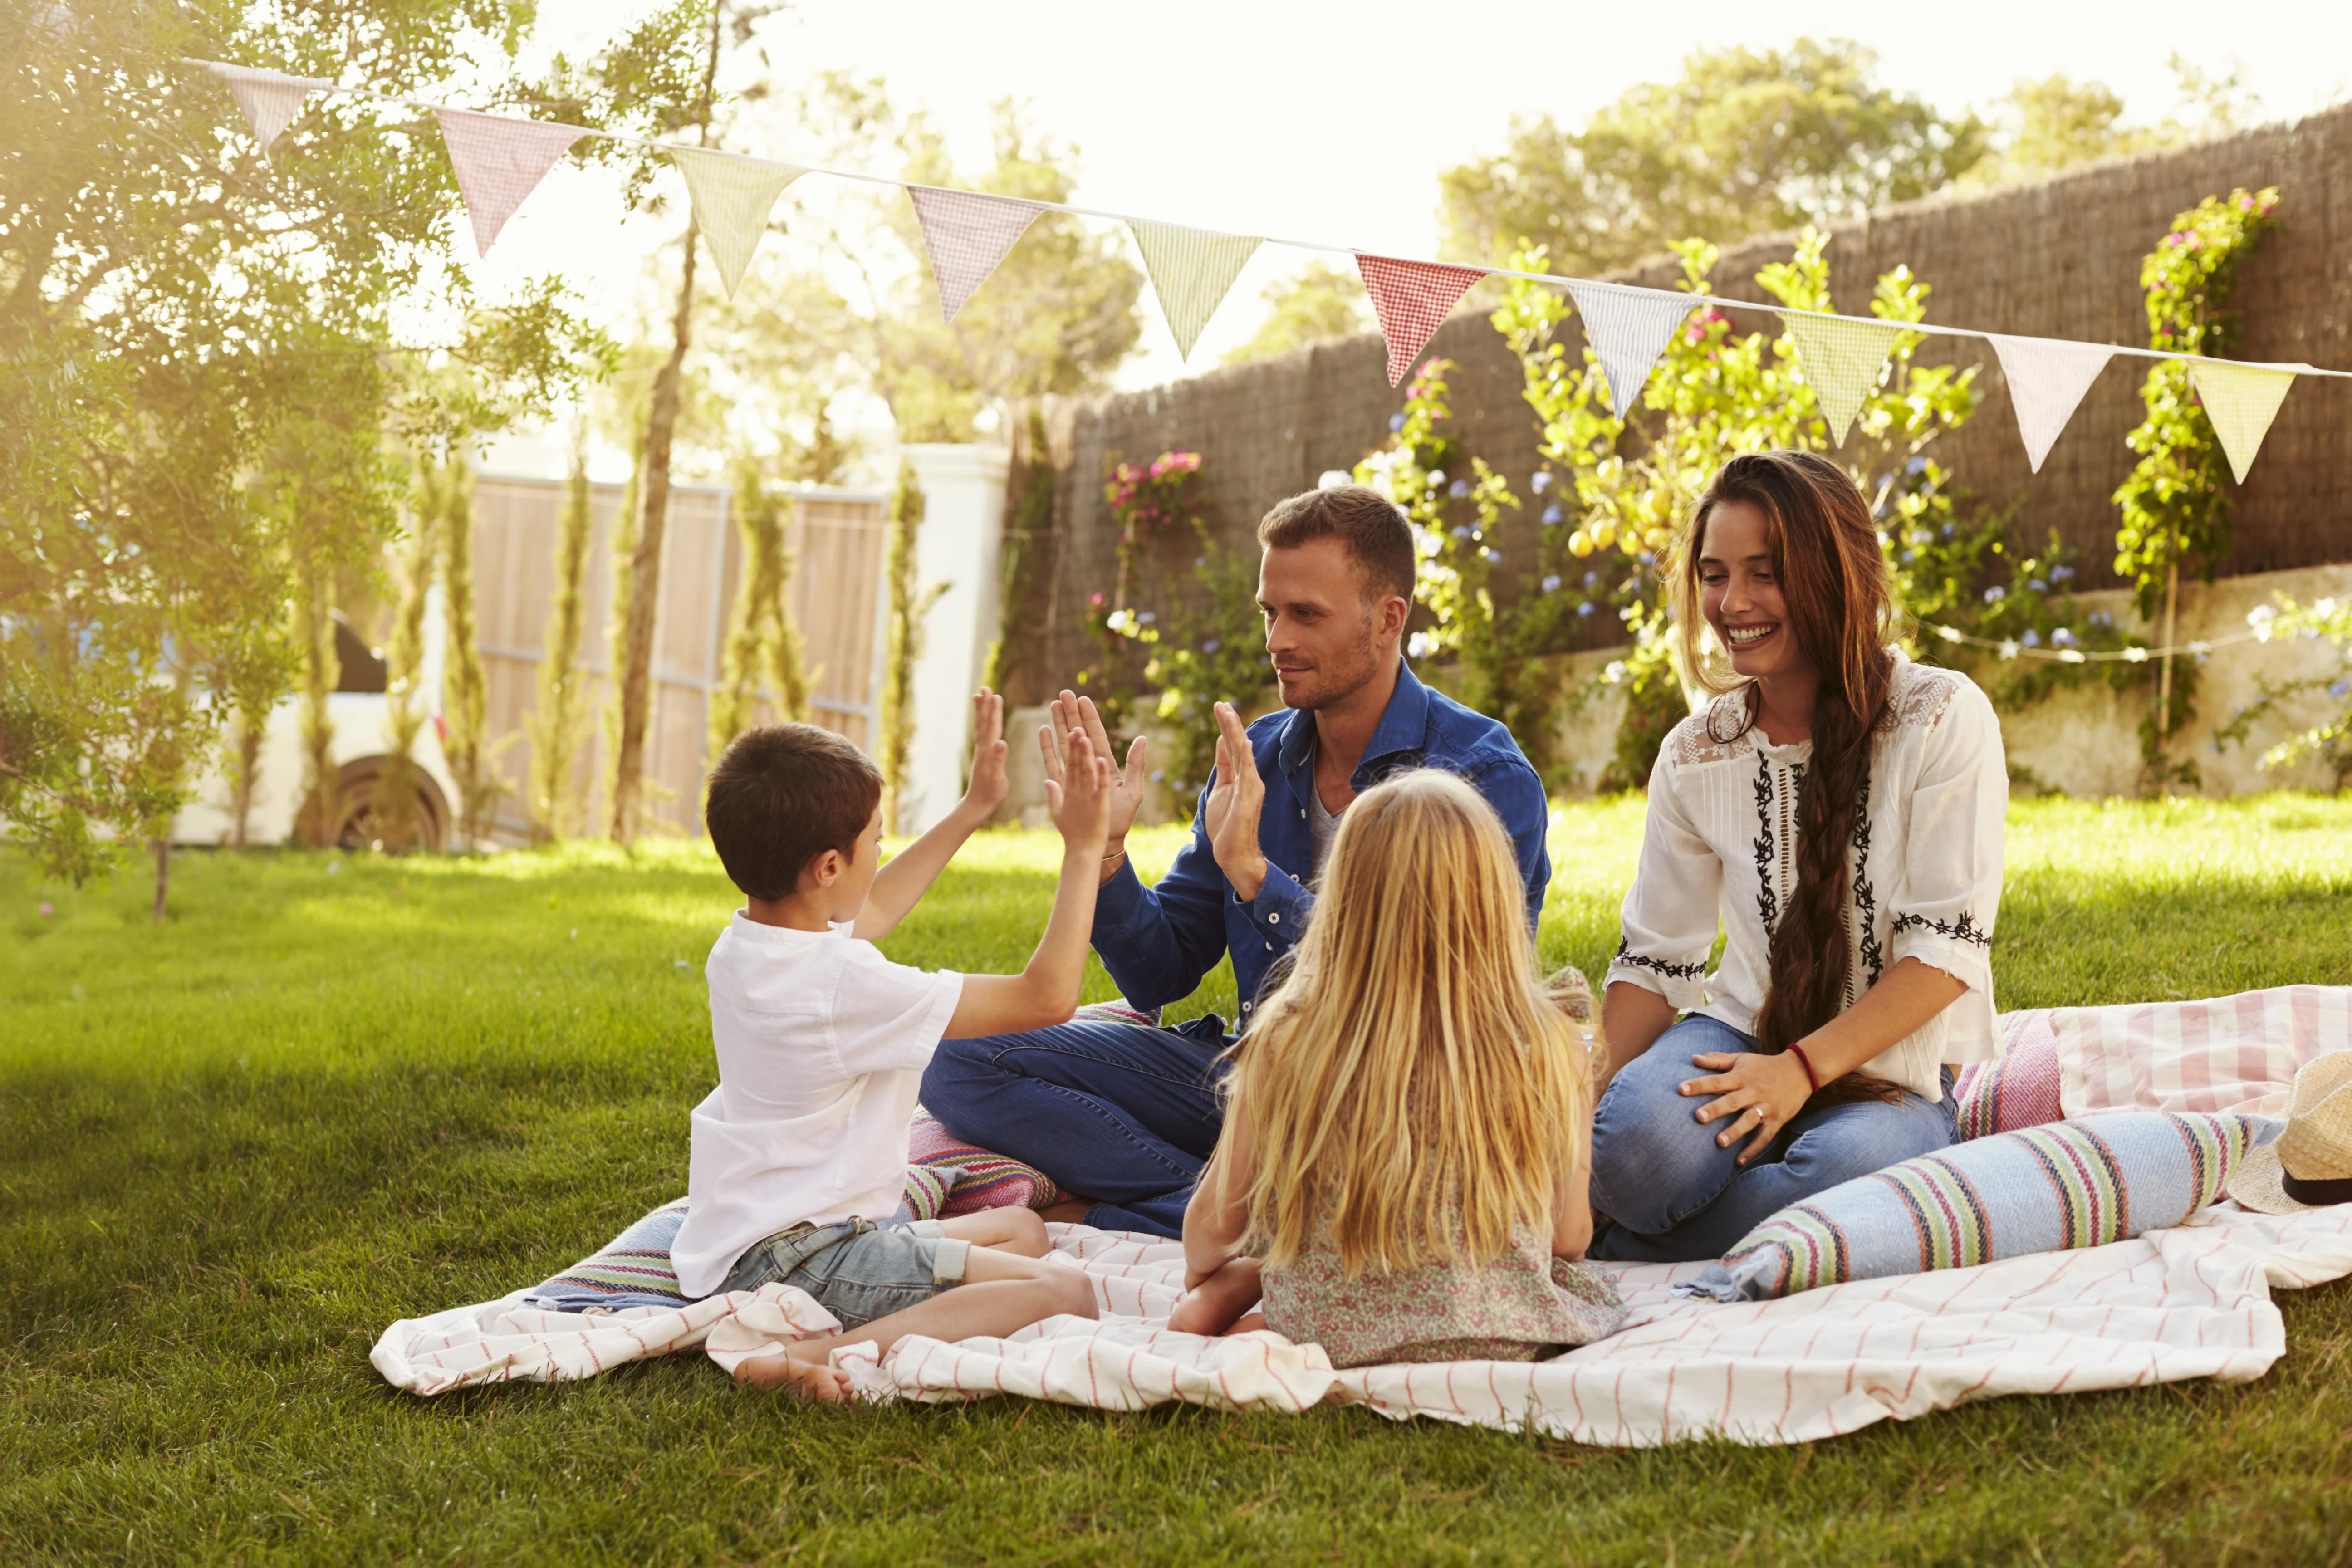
[
  {"xmin": 1953, "ymin": 1011, "xmax": 2066, "ymax": 1139},
  {"xmin": 1681, "ymin": 1112, "xmax": 2274, "ymax": 1303}
]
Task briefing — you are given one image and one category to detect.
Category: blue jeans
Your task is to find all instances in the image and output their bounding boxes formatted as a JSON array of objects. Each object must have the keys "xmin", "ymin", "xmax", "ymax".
[
  {"xmin": 921, "ymin": 1016, "xmax": 1231, "ymax": 1238},
  {"xmin": 1588, "ymin": 1015, "xmax": 1958, "ymax": 1264}
]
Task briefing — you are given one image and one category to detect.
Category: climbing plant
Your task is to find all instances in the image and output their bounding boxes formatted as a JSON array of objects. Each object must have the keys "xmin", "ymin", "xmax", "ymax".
[
  {"xmin": 2216, "ymin": 596, "xmax": 2352, "ymax": 791},
  {"xmin": 2112, "ymin": 186, "xmax": 2281, "ymax": 786},
  {"xmin": 1097, "ymin": 452, "xmax": 1269, "ymax": 798}
]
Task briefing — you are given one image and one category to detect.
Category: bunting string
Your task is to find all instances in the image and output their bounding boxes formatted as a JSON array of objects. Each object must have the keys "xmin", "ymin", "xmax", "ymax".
[
  {"xmin": 184, "ymin": 57, "xmax": 2352, "ymax": 483},
  {"xmin": 1916, "ymin": 621, "xmax": 2263, "ymax": 663}
]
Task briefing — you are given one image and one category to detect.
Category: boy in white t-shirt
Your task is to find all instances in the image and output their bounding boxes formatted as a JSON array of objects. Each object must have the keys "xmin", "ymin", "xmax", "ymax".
[{"xmin": 676, "ymin": 690, "xmax": 1117, "ymax": 1401}]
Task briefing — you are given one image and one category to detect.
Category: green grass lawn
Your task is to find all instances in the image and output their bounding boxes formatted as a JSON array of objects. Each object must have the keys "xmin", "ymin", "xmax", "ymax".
[{"xmin": 5, "ymin": 796, "xmax": 2352, "ymax": 1566}]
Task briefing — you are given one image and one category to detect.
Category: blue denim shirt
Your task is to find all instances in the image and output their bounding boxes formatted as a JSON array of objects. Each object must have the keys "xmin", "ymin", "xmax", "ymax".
[{"xmin": 1091, "ymin": 661, "xmax": 1552, "ymax": 1030}]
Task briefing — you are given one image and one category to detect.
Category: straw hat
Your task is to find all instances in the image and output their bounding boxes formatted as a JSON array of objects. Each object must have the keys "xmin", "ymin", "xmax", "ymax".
[{"xmin": 2227, "ymin": 1051, "xmax": 2352, "ymax": 1215}]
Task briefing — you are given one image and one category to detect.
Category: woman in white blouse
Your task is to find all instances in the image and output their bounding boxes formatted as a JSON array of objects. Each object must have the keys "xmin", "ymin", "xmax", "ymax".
[{"xmin": 1591, "ymin": 450, "xmax": 2007, "ymax": 1263}]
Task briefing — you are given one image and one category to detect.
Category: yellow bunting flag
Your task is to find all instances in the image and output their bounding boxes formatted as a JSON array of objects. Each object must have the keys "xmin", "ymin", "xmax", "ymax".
[
  {"xmin": 1779, "ymin": 313, "xmax": 1909, "ymax": 445},
  {"xmin": 672, "ymin": 147, "xmax": 808, "ymax": 298},
  {"xmin": 2187, "ymin": 359, "xmax": 2303, "ymax": 484},
  {"xmin": 1127, "ymin": 222, "xmax": 1262, "ymax": 360}
]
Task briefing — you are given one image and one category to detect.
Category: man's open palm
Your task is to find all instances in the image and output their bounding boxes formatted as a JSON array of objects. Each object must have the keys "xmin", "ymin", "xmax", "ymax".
[{"xmin": 1204, "ymin": 702, "xmax": 1268, "ymax": 901}]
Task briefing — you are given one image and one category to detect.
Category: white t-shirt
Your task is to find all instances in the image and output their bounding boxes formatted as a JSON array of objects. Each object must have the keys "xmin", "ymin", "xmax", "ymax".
[
  {"xmin": 670, "ymin": 912, "xmax": 964, "ymax": 1298},
  {"xmin": 1604, "ymin": 658, "xmax": 2007, "ymax": 1101}
]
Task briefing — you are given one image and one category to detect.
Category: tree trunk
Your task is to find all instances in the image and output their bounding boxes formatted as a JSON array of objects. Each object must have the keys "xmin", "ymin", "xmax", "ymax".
[
  {"xmin": 608, "ymin": 5, "xmax": 723, "ymax": 849},
  {"xmin": 151, "ymin": 835, "xmax": 168, "ymax": 923},
  {"xmin": 2156, "ymin": 562, "xmax": 2180, "ymax": 761}
]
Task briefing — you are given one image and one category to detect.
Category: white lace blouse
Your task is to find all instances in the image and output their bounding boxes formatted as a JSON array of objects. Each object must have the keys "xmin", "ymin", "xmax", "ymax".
[{"xmin": 1604, "ymin": 657, "xmax": 2007, "ymax": 1101}]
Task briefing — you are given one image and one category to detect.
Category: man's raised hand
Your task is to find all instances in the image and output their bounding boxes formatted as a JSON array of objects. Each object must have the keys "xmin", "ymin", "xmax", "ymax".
[
  {"xmin": 1038, "ymin": 689, "xmax": 1148, "ymax": 851},
  {"xmin": 1042, "ymin": 723, "xmax": 1114, "ymax": 857},
  {"xmin": 1203, "ymin": 701, "xmax": 1268, "ymax": 902},
  {"xmin": 960, "ymin": 688, "xmax": 1009, "ymax": 822}
]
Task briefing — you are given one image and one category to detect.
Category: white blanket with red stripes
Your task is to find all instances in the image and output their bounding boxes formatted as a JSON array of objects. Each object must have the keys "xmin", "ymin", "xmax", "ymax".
[
  {"xmin": 369, "ymin": 987, "xmax": 2352, "ymax": 1444},
  {"xmin": 370, "ymin": 1205, "xmax": 2352, "ymax": 1445}
]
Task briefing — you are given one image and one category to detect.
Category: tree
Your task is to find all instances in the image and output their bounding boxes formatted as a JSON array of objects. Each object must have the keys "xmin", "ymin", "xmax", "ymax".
[
  {"xmin": 1223, "ymin": 262, "xmax": 1369, "ymax": 365},
  {"xmin": 1959, "ymin": 56, "xmax": 2264, "ymax": 191},
  {"xmin": 600, "ymin": 0, "xmax": 731, "ymax": 849},
  {"xmin": 2, "ymin": 1, "xmax": 617, "ymax": 899},
  {"xmin": 1438, "ymin": 39, "xmax": 1986, "ymax": 274},
  {"xmin": 706, "ymin": 458, "xmax": 810, "ymax": 768},
  {"xmin": 525, "ymin": 422, "xmax": 595, "ymax": 842},
  {"xmin": 428, "ymin": 452, "xmax": 502, "ymax": 846},
  {"xmin": 370, "ymin": 478, "xmax": 440, "ymax": 852},
  {"xmin": 876, "ymin": 461, "xmax": 941, "ymax": 834}
]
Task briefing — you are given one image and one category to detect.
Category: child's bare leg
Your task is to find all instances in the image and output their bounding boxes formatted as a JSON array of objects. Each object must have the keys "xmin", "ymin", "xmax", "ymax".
[
  {"xmin": 937, "ymin": 1207, "xmax": 1049, "ymax": 1257},
  {"xmin": 1168, "ymin": 1256, "xmax": 1262, "ymax": 1336},
  {"xmin": 1040, "ymin": 1196, "xmax": 1095, "ymax": 1224},
  {"xmin": 735, "ymin": 1250, "xmax": 1096, "ymax": 1401}
]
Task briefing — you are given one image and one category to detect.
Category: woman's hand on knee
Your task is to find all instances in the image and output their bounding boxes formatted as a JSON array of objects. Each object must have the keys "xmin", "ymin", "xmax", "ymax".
[{"xmin": 1681, "ymin": 1051, "xmax": 1812, "ymax": 1165}]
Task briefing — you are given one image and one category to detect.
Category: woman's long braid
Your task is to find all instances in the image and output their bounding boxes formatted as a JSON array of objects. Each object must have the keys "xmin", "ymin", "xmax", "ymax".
[{"xmin": 1753, "ymin": 652, "xmax": 1893, "ymax": 1103}]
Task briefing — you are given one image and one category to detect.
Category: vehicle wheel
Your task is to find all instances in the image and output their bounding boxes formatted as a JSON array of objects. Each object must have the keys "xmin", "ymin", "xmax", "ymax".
[{"xmin": 333, "ymin": 757, "xmax": 448, "ymax": 852}]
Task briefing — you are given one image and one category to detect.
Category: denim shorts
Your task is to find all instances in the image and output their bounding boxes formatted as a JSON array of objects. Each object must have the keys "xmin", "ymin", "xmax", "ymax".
[{"xmin": 715, "ymin": 1217, "xmax": 970, "ymax": 1330}]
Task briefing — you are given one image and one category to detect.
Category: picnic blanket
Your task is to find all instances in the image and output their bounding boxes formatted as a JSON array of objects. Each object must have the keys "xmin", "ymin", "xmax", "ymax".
[
  {"xmin": 371, "ymin": 1204, "xmax": 2352, "ymax": 1443},
  {"xmin": 370, "ymin": 986, "xmax": 2352, "ymax": 1444}
]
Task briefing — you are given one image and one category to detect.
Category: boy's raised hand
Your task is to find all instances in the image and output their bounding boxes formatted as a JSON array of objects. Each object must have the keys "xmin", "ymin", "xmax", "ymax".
[
  {"xmin": 960, "ymin": 689, "xmax": 1009, "ymax": 822},
  {"xmin": 1041, "ymin": 722, "xmax": 1114, "ymax": 855},
  {"xmin": 1039, "ymin": 690, "xmax": 1148, "ymax": 850}
]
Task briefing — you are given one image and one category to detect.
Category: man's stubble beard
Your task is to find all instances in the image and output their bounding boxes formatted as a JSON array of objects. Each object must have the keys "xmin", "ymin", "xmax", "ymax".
[{"xmin": 1279, "ymin": 615, "xmax": 1382, "ymax": 712}]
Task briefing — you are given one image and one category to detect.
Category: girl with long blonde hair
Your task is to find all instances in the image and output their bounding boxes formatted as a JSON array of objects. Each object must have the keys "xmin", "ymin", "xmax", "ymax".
[{"xmin": 1169, "ymin": 770, "xmax": 1624, "ymax": 1367}]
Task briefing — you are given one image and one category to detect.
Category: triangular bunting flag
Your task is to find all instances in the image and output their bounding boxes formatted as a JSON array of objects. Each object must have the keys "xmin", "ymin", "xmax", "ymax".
[
  {"xmin": 1779, "ymin": 312, "xmax": 1909, "ymax": 445},
  {"xmin": 435, "ymin": 108, "xmax": 584, "ymax": 259},
  {"xmin": 2187, "ymin": 360, "xmax": 2303, "ymax": 484},
  {"xmin": 672, "ymin": 147, "xmax": 808, "ymax": 298},
  {"xmin": 1564, "ymin": 281, "xmax": 1694, "ymax": 419},
  {"xmin": 1986, "ymin": 335, "xmax": 2115, "ymax": 473},
  {"xmin": 1128, "ymin": 222, "xmax": 1262, "ymax": 360},
  {"xmin": 1356, "ymin": 255, "xmax": 1488, "ymax": 386},
  {"xmin": 205, "ymin": 62, "xmax": 332, "ymax": 154},
  {"xmin": 907, "ymin": 187, "xmax": 1049, "ymax": 323}
]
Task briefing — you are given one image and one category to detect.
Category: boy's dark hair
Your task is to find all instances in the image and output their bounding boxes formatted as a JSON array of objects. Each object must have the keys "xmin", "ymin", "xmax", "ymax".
[
  {"xmin": 704, "ymin": 724, "xmax": 883, "ymax": 901},
  {"xmin": 1256, "ymin": 484, "xmax": 1416, "ymax": 605}
]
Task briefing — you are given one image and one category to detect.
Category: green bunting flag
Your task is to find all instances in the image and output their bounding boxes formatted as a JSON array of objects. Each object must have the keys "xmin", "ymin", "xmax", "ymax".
[
  {"xmin": 672, "ymin": 147, "xmax": 808, "ymax": 299},
  {"xmin": 1779, "ymin": 313, "xmax": 1908, "ymax": 446},
  {"xmin": 1127, "ymin": 222, "xmax": 1262, "ymax": 360}
]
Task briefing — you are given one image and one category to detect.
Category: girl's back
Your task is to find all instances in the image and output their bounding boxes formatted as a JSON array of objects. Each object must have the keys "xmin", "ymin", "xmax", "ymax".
[{"xmin": 1187, "ymin": 771, "xmax": 1625, "ymax": 1369}]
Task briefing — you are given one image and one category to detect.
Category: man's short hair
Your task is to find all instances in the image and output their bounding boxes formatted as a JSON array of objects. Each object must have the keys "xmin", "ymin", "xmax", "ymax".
[
  {"xmin": 704, "ymin": 724, "xmax": 882, "ymax": 901},
  {"xmin": 1256, "ymin": 485, "xmax": 1416, "ymax": 605}
]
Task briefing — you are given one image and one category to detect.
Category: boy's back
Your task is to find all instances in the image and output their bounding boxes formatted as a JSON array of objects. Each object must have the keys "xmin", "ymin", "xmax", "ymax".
[{"xmin": 671, "ymin": 914, "xmax": 963, "ymax": 1299}]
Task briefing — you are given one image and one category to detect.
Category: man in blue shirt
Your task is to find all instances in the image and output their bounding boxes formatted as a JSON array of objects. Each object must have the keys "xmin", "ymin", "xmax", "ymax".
[{"xmin": 921, "ymin": 485, "xmax": 1553, "ymax": 1235}]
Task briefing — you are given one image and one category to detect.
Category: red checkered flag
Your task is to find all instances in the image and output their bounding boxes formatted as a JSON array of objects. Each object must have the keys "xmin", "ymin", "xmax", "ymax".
[
  {"xmin": 436, "ymin": 108, "xmax": 583, "ymax": 259},
  {"xmin": 1356, "ymin": 254, "xmax": 1488, "ymax": 386}
]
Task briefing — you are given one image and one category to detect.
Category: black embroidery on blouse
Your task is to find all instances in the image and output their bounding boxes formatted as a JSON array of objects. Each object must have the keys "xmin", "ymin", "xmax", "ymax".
[
  {"xmin": 1613, "ymin": 939, "xmax": 1706, "ymax": 981},
  {"xmin": 1751, "ymin": 751, "xmax": 1779, "ymax": 935},
  {"xmin": 1851, "ymin": 763, "xmax": 1883, "ymax": 992},
  {"xmin": 1892, "ymin": 910, "xmax": 1992, "ymax": 948}
]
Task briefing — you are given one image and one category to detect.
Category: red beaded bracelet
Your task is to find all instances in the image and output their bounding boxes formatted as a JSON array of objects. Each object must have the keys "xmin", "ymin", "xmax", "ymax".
[{"xmin": 1787, "ymin": 1041, "xmax": 1822, "ymax": 1092}]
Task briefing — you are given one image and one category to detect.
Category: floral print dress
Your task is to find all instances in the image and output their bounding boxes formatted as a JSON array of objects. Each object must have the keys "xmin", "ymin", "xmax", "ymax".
[{"xmin": 1258, "ymin": 1212, "xmax": 1627, "ymax": 1369}]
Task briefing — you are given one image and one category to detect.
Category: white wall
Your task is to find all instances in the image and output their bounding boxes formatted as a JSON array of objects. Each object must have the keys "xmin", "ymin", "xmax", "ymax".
[{"xmin": 897, "ymin": 443, "xmax": 1011, "ymax": 835}]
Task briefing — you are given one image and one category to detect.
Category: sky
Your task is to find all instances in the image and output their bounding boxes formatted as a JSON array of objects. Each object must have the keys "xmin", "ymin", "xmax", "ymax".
[{"xmin": 458, "ymin": 0, "xmax": 2352, "ymax": 476}]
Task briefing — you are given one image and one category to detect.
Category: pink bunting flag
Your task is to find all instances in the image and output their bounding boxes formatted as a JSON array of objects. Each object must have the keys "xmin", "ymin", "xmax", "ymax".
[
  {"xmin": 1356, "ymin": 255, "xmax": 1487, "ymax": 386},
  {"xmin": 435, "ymin": 108, "xmax": 584, "ymax": 259},
  {"xmin": 205, "ymin": 62, "xmax": 333, "ymax": 154},
  {"xmin": 906, "ymin": 187, "xmax": 1049, "ymax": 323},
  {"xmin": 1985, "ymin": 335, "xmax": 2115, "ymax": 473}
]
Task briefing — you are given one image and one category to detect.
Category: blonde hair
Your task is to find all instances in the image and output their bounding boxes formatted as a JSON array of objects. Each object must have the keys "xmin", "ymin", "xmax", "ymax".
[{"xmin": 1225, "ymin": 770, "xmax": 1594, "ymax": 1276}]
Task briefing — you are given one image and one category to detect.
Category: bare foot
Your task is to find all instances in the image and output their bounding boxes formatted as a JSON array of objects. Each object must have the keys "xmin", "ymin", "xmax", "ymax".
[
  {"xmin": 1039, "ymin": 1197, "xmax": 1095, "ymax": 1225},
  {"xmin": 734, "ymin": 1347, "xmax": 853, "ymax": 1402},
  {"xmin": 1169, "ymin": 1257, "xmax": 1264, "ymax": 1336}
]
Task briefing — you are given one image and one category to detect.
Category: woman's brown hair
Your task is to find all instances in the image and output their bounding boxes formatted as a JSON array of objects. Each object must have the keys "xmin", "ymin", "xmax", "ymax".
[{"xmin": 1670, "ymin": 451, "xmax": 1898, "ymax": 1103}]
